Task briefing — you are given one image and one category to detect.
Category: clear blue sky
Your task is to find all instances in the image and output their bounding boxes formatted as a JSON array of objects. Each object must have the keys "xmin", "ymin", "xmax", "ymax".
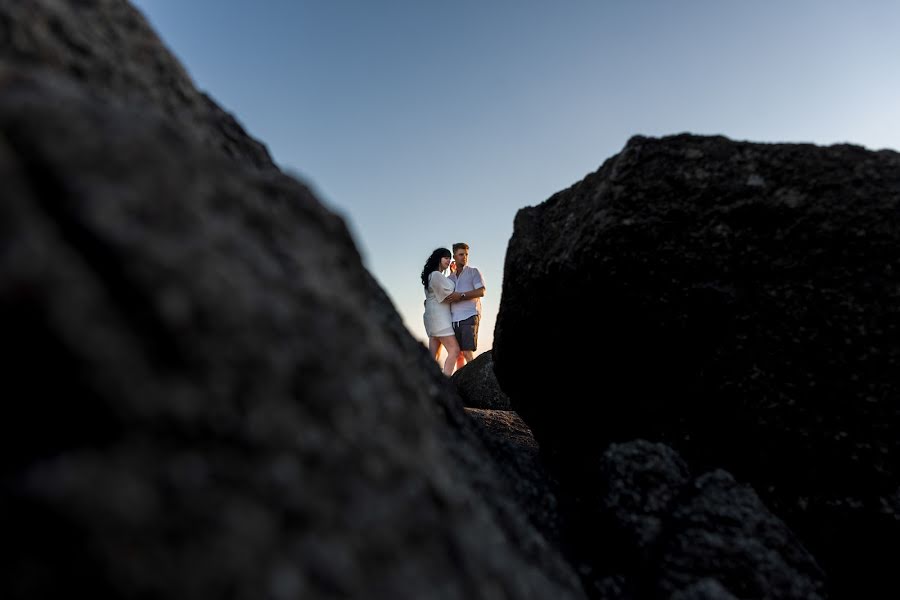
[{"xmin": 132, "ymin": 0, "xmax": 899, "ymax": 355}]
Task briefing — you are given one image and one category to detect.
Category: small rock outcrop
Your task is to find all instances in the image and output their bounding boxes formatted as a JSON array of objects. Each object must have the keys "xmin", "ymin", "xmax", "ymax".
[
  {"xmin": 452, "ymin": 350, "xmax": 513, "ymax": 410},
  {"xmin": 582, "ymin": 441, "xmax": 826, "ymax": 599}
]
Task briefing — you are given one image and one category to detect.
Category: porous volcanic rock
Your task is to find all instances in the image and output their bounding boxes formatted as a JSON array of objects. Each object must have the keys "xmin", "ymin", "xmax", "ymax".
[
  {"xmin": 452, "ymin": 350, "xmax": 513, "ymax": 410},
  {"xmin": 494, "ymin": 133, "xmax": 900, "ymax": 598}
]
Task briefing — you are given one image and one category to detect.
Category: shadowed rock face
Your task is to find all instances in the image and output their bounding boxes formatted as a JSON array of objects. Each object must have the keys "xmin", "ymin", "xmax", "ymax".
[
  {"xmin": 0, "ymin": 2, "xmax": 587, "ymax": 599},
  {"xmin": 452, "ymin": 350, "xmax": 513, "ymax": 410},
  {"xmin": 586, "ymin": 441, "xmax": 826, "ymax": 600},
  {"xmin": 0, "ymin": 0, "xmax": 274, "ymax": 170},
  {"xmin": 464, "ymin": 408, "xmax": 563, "ymax": 549},
  {"xmin": 462, "ymin": 413, "xmax": 828, "ymax": 600},
  {"xmin": 493, "ymin": 133, "xmax": 900, "ymax": 598}
]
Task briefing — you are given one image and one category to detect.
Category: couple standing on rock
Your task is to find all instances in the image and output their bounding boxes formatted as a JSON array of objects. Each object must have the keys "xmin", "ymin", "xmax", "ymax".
[{"xmin": 420, "ymin": 242, "xmax": 486, "ymax": 376}]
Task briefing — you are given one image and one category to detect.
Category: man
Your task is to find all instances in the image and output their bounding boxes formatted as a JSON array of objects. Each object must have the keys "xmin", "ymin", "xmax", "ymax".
[{"xmin": 445, "ymin": 242, "xmax": 486, "ymax": 366}]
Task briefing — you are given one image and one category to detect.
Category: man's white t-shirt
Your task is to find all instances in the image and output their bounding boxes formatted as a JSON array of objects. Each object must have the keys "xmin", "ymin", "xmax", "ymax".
[{"xmin": 449, "ymin": 266, "xmax": 485, "ymax": 322}]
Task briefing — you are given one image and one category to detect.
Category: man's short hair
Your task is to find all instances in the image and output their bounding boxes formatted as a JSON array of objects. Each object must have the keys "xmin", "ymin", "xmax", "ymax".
[{"xmin": 452, "ymin": 243, "xmax": 469, "ymax": 252}]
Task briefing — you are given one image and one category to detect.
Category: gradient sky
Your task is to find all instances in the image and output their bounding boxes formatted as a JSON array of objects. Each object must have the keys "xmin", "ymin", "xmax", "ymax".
[{"xmin": 131, "ymin": 0, "xmax": 899, "ymax": 355}]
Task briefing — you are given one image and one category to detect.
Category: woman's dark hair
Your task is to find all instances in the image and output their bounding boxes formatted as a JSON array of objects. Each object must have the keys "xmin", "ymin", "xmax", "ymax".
[{"xmin": 421, "ymin": 247, "xmax": 451, "ymax": 288}]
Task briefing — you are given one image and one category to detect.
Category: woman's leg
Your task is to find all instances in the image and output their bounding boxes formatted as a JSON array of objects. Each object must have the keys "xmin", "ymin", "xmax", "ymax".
[
  {"xmin": 438, "ymin": 335, "xmax": 460, "ymax": 376},
  {"xmin": 429, "ymin": 337, "xmax": 442, "ymax": 362}
]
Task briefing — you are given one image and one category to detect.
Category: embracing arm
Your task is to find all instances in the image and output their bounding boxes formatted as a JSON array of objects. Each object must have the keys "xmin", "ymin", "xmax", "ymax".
[
  {"xmin": 431, "ymin": 272, "xmax": 455, "ymax": 303},
  {"xmin": 445, "ymin": 286, "xmax": 485, "ymax": 303}
]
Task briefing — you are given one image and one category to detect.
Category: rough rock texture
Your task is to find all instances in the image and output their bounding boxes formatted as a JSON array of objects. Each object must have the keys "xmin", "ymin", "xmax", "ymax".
[
  {"xmin": 655, "ymin": 469, "xmax": 825, "ymax": 600},
  {"xmin": 464, "ymin": 408, "xmax": 563, "ymax": 548},
  {"xmin": 452, "ymin": 350, "xmax": 513, "ymax": 410},
  {"xmin": 0, "ymin": 2, "xmax": 587, "ymax": 599},
  {"xmin": 493, "ymin": 133, "xmax": 900, "ymax": 598},
  {"xmin": 571, "ymin": 441, "xmax": 826, "ymax": 600}
]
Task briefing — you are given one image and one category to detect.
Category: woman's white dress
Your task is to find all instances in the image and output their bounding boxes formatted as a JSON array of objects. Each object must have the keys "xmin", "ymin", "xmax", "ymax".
[{"xmin": 424, "ymin": 271, "xmax": 455, "ymax": 337}]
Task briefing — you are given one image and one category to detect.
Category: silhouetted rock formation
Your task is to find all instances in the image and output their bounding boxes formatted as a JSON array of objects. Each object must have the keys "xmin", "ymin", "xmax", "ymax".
[
  {"xmin": 452, "ymin": 350, "xmax": 513, "ymax": 410},
  {"xmin": 494, "ymin": 133, "xmax": 900, "ymax": 598},
  {"xmin": 0, "ymin": 2, "xmax": 586, "ymax": 598}
]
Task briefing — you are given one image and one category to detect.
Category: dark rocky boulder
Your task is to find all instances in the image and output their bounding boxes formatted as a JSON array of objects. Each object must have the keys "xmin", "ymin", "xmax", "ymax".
[
  {"xmin": 655, "ymin": 469, "xmax": 825, "ymax": 600},
  {"xmin": 460, "ymin": 410, "xmax": 826, "ymax": 599},
  {"xmin": 583, "ymin": 441, "xmax": 826, "ymax": 600},
  {"xmin": 452, "ymin": 350, "xmax": 513, "ymax": 410},
  {"xmin": 494, "ymin": 133, "xmax": 900, "ymax": 598},
  {"xmin": 0, "ymin": 2, "xmax": 587, "ymax": 599}
]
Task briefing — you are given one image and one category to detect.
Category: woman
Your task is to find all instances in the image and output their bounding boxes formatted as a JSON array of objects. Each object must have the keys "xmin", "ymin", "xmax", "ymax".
[{"xmin": 421, "ymin": 247, "xmax": 460, "ymax": 376}]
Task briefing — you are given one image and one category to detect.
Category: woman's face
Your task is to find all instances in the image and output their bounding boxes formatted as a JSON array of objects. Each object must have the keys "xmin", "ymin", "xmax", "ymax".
[{"xmin": 439, "ymin": 256, "xmax": 451, "ymax": 271}]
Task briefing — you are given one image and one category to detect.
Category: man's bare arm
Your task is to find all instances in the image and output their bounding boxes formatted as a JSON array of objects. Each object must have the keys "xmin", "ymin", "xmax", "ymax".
[
  {"xmin": 464, "ymin": 286, "xmax": 486, "ymax": 299},
  {"xmin": 445, "ymin": 286, "xmax": 485, "ymax": 302}
]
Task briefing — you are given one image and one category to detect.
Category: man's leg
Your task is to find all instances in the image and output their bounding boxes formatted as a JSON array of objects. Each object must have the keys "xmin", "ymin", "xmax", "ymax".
[
  {"xmin": 457, "ymin": 315, "xmax": 479, "ymax": 365},
  {"xmin": 452, "ymin": 321, "xmax": 465, "ymax": 367}
]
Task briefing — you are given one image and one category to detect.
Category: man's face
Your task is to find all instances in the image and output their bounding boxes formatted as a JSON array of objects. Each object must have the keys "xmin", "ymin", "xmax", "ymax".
[{"xmin": 454, "ymin": 248, "xmax": 468, "ymax": 268}]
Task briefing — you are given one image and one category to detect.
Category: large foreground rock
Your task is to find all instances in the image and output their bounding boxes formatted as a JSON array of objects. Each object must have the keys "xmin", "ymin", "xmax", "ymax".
[
  {"xmin": 0, "ymin": 0, "xmax": 273, "ymax": 170},
  {"xmin": 494, "ymin": 134, "xmax": 900, "ymax": 598},
  {"xmin": 0, "ymin": 2, "xmax": 586, "ymax": 598}
]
